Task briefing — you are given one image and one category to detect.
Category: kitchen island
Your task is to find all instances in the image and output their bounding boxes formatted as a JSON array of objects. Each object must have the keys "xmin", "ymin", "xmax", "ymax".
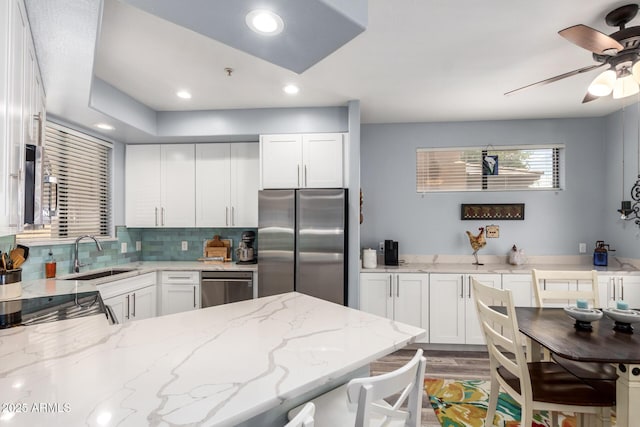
[{"xmin": 0, "ymin": 292, "xmax": 425, "ymax": 426}]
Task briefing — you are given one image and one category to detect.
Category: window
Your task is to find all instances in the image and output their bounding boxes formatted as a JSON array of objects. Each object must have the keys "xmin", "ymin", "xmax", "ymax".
[
  {"xmin": 416, "ymin": 145, "xmax": 563, "ymax": 192},
  {"xmin": 18, "ymin": 122, "xmax": 112, "ymax": 241}
]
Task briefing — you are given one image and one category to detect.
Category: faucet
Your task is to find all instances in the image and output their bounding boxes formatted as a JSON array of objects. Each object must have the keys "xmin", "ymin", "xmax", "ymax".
[{"xmin": 74, "ymin": 235, "xmax": 103, "ymax": 273}]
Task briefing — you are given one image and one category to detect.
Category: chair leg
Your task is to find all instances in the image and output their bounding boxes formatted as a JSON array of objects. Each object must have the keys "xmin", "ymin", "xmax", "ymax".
[
  {"xmin": 485, "ymin": 376, "xmax": 499, "ymax": 426},
  {"xmin": 521, "ymin": 406, "xmax": 533, "ymax": 427},
  {"xmin": 596, "ymin": 407, "xmax": 611, "ymax": 427},
  {"xmin": 551, "ymin": 410, "xmax": 558, "ymax": 427}
]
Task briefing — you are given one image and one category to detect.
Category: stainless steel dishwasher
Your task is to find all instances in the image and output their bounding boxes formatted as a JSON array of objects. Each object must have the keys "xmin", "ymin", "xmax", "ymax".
[{"xmin": 200, "ymin": 271, "xmax": 254, "ymax": 307}]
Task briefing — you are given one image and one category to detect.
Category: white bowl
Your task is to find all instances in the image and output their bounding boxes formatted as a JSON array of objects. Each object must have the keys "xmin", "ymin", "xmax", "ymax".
[
  {"xmin": 563, "ymin": 306, "xmax": 603, "ymax": 322},
  {"xmin": 603, "ymin": 308, "xmax": 640, "ymax": 324}
]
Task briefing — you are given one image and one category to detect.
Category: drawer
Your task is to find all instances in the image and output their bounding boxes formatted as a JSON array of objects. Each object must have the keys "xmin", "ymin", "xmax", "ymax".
[
  {"xmin": 97, "ymin": 272, "xmax": 156, "ymax": 299},
  {"xmin": 161, "ymin": 271, "xmax": 200, "ymax": 284}
]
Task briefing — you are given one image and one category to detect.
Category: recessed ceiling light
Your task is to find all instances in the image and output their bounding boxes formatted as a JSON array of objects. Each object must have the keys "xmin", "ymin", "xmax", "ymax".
[
  {"xmin": 176, "ymin": 90, "xmax": 192, "ymax": 99},
  {"xmin": 95, "ymin": 123, "xmax": 114, "ymax": 130},
  {"xmin": 283, "ymin": 84, "xmax": 299, "ymax": 95},
  {"xmin": 246, "ymin": 10, "xmax": 284, "ymax": 35}
]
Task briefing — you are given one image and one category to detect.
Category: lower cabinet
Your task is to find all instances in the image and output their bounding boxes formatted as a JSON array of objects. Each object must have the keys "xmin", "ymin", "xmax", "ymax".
[
  {"xmin": 99, "ymin": 273, "xmax": 157, "ymax": 324},
  {"xmin": 502, "ymin": 273, "xmax": 535, "ymax": 307},
  {"xmin": 160, "ymin": 271, "xmax": 201, "ymax": 316},
  {"xmin": 599, "ymin": 274, "xmax": 640, "ymax": 309},
  {"xmin": 359, "ymin": 272, "xmax": 428, "ymax": 342},
  {"xmin": 429, "ymin": 273, "xmax": 501, "ymax": 345}
]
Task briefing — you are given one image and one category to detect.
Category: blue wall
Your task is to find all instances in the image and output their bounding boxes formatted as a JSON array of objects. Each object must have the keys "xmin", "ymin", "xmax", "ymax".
[{"xmin": 360, "ymin": 117, "xmax": 609, "ymax": 257}]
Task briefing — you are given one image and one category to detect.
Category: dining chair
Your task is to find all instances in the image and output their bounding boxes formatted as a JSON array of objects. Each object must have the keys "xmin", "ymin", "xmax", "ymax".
[
  {"xmin": 531, "ymin": 269, "xmax": 618, "ymax": 388},
  {"xmin": 471, "ymin": 277, "xmax": 615, "ymax": 427},
  {"xmin": 285, "ymin": 402, "xmax": 315, "ymax": 427},
  {"xmin": 287, "ymin": 349, "xmax": 426, "ymax": 427}
]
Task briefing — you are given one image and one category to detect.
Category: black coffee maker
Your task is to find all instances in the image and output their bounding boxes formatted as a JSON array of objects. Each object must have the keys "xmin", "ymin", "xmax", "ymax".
[{"xmin": 236, "ymin": 231, "xmax": 257, "ymax": 264}]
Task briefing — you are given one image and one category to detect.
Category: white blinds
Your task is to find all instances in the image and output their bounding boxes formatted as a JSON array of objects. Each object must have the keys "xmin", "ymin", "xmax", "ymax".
[
  {"xmin": 19, "ymin": 123, "xmax": 112, "ymax": 240},
  {"xmin": 416, "ymin": 145, "xmax": 563, "ymax": 192}
]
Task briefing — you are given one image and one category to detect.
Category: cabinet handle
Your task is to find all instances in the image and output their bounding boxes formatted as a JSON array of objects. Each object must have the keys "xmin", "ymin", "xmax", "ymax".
[
  {"xmin": 168, "ymin": 275, "xmax": 191, "ymax": 280},
  {"xmin": 193, "ymin": 286, "xmax": 196, "ymax": 307},
  {"xmin": 396, "ymin": 275, "xmax": 400, "ymax": 298},
  {"xmin": 162, "ymin": 207, "xmax": 165, "ymax": 226},
  {"xmin": 232, "ymin": 206, "xmax": 235, "ymax": 226},
  {"xmin": 155, "ymin": 207, "xmax": 158, "ymax": 226},
  {"xmin": 460, "ymin": 275, "xmax": 464, "ymax": 299},
  {"xmin": 126, "ymin": 295, "xmax": 130, "ymax": 319},
  {"xmin": 389, "ymin": 275, "xmax": 392, "ymax": 298},
  {"xmin": 612, "ymin": 277, "xmax": 616, "ymax": 300},
  {"xmin": 225, "ymin": 207, "xmax": 229, "ymax": 226},
  {"xmin": 132, "ymin": 292, "xmax": 136, "ymax": 317},
  {"xmin": 621, "ymin": 277, "xmax": 625, "ymax": 300},
  {"xmin": 468, "ymin": 276, "xmax": 471, "ymax": 298},
  {"xmin": 297, "ymin": 164, "xmax": 301, "ymax": 187},
  {"xmin": 304, "ymin": 165, "xmax": 308, "ymax": 187}
]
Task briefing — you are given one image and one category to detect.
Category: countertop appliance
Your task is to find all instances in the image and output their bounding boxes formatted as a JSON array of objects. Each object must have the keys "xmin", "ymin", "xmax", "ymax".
[
  {"xmin": 200, "ymin": 271, "xmax": 253, "ymax": 307},
  {"xmin": 258, "ymin": 189, "xmax": 348, "ymax": 305},
  {"xmin": 384, "ymin": 240, "xmax": 399, "ymax": 266},
  {"xmin": 236, "ymin": 230, "xmax": 257, "ymax": 264},
  {"xmin": 0, "ymin": 291, "xmax": 111, "ymax": 329}
]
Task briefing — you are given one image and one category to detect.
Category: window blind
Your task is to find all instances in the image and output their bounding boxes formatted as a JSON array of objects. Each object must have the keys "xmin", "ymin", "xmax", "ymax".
[
  {"xmin": 416, "ymin": 145, "xmax": 563, "ymax": 193},
  {"xmin": 18, "ymin": 122, "xmax": 112, "ymax": 241}
]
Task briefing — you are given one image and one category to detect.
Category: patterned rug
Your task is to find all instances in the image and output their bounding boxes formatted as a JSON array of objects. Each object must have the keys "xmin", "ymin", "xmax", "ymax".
[{"xmin": 424, "ymin": 378, "xmax": 584, "ymax": 427}]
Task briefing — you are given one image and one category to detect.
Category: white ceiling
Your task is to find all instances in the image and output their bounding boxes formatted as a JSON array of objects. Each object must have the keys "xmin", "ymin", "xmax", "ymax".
[{"xmin": 26, "ymin": 0, "xmax": 638, "ymax": 143}]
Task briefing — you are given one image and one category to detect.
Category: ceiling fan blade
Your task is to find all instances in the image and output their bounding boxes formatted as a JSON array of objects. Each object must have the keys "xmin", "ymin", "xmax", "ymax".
[
  {"xmin": 582, "ymin": 92, "xmax": 599, "ymax": 103},
  {"xmin": 559, "ymin": 24, "xmax": 623, "ymax": 55},
  {"xmin": 504, "ymin": 63, "xmax": 605, "ymax": 96}
]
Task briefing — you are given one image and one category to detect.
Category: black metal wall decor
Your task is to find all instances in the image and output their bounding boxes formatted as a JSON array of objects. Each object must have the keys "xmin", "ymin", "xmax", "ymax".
[{"xmin": 461, "ymin": 203, "xmax": 525, "ymax": 220}]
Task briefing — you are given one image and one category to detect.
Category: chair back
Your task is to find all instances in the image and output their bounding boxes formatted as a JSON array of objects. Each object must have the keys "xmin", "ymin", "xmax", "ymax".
[
  {"xmin": 346, "ymin": 349, "xmax": 426, "ymax": 427},
  {"xmin": 531, "ymin": 269, "xmax": 600, "ymax": 308},
  {"xmin": 471, "ymin": 278, "xmax": 532, "ymax": 407},
  {"xmin": 285, "ymin": 402, "xmax": 315, "ymax": 427}
]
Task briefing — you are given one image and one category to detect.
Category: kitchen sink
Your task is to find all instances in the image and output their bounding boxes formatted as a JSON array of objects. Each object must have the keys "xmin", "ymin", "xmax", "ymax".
[{"xmin": 63, "ymin": 268, "xmax": 137, "ymax": 281}]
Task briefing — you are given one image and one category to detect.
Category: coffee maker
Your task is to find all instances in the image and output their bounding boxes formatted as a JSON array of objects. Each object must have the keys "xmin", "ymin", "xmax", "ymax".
[{"xmin": 236, "ymin": 231, "xmax": 257, "ymax": 264}]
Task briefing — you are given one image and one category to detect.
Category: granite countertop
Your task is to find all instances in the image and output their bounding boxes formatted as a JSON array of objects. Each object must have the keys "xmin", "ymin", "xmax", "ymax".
[
  {"xmin": 0, "ymin": 292, "xmax": 425, "ymax": 426},
  {"xmin": 14, "ymin": 261, "xmax": 257, "ymax": 301}
]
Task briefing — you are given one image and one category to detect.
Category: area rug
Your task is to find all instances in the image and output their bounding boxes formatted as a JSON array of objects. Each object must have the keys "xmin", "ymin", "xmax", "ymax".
[{"xmin": 424, "ymin": 378, "xmax": 592, "ymax": 427}]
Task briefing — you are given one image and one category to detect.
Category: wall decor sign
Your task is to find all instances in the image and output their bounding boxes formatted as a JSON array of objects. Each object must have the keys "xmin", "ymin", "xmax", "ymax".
[{"xmin": 461, "ymin": 203, "xmax": 525, "ymax": 220}]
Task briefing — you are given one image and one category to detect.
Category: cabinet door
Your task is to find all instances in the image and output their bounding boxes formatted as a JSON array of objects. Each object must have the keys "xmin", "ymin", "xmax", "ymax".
[
  {"xmin": 302, "ymin": 133, "xmax": 343, "ymax": 188},
  {"xmin": 0, "ymin": 0, "xmax": 11, "ymax": 235},
  {"xmin": 161, "ymin": 144, "xmax": 195, "ymax": 227},
  {"xmin": 394, "ymin": 274, "xmax": 427, "ymax": 335},
  {"xmin": 618, "ymin": 276, "xmax": 640, "ymax": 309},
  {"xmin": 195, "ymin": 143, "xmax": 230, "ymax": 227},
  {"xmin": 230, "ymin": 143, "xmax": 259, "ymax": 227},
  {"xmin": 260, "ymin": 134, "xmax": 302, "ymax": 188},
  {"xmin": 359, "ymin": 273, "xmax": 393, "ymax": 319},
  {"xmin": 502, "ymin": 273, "xmax": 534, "ymax": 307},
  {"xmin": 429, "ymin": 274, "xmax": 465, "ymax": 344},
  {"xmin": 131, "ymin": 285, "xmax": 157, "ymax": 321},
  {"xmin": 161, "ymin": 284, "xmax": 200, "ymax": 316},
  {"xmin": 103, "ymin": 294, "xmax": 127, "ymax": 324},
  {"xmin": 126, "ymin": 145, "xmax": 162, "ymax": 227},
  {"xmin": 467, "ymin": 274, "xmax": 501, "ymax": 345}
]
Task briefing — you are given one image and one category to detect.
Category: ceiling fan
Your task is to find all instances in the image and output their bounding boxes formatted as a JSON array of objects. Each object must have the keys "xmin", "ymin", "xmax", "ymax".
[{"xmin": 506, "ymin": 4, "xmax": 640, "ymax": 103}]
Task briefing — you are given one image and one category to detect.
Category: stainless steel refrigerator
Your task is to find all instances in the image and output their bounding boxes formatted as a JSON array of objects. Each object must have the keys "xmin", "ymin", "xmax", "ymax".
[{"xmin": 258, "ymin": 189, "xmax": 348, "ymax": 305}]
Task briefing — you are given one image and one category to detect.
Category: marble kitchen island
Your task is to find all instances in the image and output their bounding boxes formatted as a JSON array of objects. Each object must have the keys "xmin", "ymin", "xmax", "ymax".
[{"xmin": 0, "ymin": 292, "xmax": 425, "ymax": 426}]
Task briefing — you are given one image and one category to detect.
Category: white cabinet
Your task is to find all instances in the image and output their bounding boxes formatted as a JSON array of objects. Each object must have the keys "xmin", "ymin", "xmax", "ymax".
[
  {"xmin": 502, "ymin": 273, "xmax": 535, "ymax": 307},
  {"xmin": 99, "ymin": 273, "xmax": 157, "ymax": 324},
  {"xmin": 0, "ymin": 0, "xmax": 44, "ymax": 236},
  {"xmin": 125, "ymin": 144, "xmax": 195, "ymax": 227},
  {"xmin": 599, "ymin": 274, "xmax": 640, "ymax": 309},
  {"xmin": 160, "ymin": 271, "xmax": 201, "ymax": 316},
  {"xmin": 195, "ymin": 143, "xmax": 258, "ymax": 227},
  {"xmin": 359, "ymin": 272, "xmax": 428, "ymax": 342},
  {"xmin": 260, "ymin": 133, "xmax": 344, "ymax": 189},
  {"xmin": 429, "ymin": 273, "xmax": 501, "ymax": 345}
]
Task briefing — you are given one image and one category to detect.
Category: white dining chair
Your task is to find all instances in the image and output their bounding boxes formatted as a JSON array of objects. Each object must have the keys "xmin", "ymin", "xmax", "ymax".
[
  {"xmin": 531, "ymin": 269, "xmax": 618, "ymax": 389},
  {"xmin": 287, "ymin": 349, "xmax": 426, "ymax": 427},
  {"xmin": 472, "ymin": 277, "xmax": 615, "ymax": 427},
  {"xmin": 285, "ymin": 402, "xmax": 315, "ymax": 427}
]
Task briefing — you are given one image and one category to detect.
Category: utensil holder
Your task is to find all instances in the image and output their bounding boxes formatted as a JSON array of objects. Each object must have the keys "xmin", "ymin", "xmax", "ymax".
[{"xmin": 0, "ymin": 269, "xmax": 22, "ymax": 300}]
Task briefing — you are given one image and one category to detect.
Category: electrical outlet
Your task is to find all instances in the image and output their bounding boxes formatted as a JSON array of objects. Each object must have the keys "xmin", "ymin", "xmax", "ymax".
[
  {"xmin": 120, "ymin": 242, "xmax": 127, "ymax": 253},
  {"xmin": 136, "ymin": 241, "xmax": 141, "ymax": 251},
  {"xmin": 378, "ymin": 241, "xmax": 384, "ymax": 253},
  {"xmin": 181, "ymin": 241, "xmax": 188, "ymax": 251},
  {"xmin": 579, "ymin": 243, "xmax": 587, "ymax": 253}
]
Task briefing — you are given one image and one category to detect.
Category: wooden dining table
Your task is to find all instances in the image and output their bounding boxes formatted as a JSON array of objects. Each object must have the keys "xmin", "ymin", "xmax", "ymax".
[{"xmin": 513, "ymin": 307, "xmax": 640, "ymax": 427}]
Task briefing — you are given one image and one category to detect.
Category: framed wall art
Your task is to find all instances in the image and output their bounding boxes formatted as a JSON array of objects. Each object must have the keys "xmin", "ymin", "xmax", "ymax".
[{"xmin": 461, "ymin": 203, "xmax": 525, "ymax": 220}]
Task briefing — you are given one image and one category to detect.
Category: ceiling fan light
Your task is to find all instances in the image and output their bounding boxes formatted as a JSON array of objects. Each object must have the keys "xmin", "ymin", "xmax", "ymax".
[
  {"xmin": 587, "ymin": 70, "xmax": 616, "ymax": 96},
  {"xmin": 613, "ymin": 74, "xmax": 640, "ymax": 99}
]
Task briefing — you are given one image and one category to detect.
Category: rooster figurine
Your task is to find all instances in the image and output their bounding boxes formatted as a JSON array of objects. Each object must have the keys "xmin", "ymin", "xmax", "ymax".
[{"xmin": 466, "ymin": 227, "xmax": 486, "ymax": 265}]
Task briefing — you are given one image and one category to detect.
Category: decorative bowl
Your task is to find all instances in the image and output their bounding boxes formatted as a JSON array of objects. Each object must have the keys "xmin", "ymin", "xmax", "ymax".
[
  {"xmin": 563, "ymin": 306, "xmax": 603, "ymax": 331},
  {"xmin": 603, "ymin": 308, "xmax": 640, "ymax": 333}
]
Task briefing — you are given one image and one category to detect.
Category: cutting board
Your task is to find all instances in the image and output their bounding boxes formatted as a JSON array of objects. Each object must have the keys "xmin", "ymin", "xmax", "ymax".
[{"xmin": 203, "ymin": 236, "xmax": 232, "ymax": 261}]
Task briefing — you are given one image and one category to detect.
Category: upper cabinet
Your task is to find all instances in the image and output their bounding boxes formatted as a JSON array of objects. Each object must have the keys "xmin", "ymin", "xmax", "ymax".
[
  {"xmin": 125, "ymin": 144, "xmax": 196, "ymax": 227},
  {"xmin": 0, "ymin": 0, "xmax": 46, "ymax": 236},
  {"xmin": 195, "ymin": 143, "xmax": 259, "ymax": 227},
  {"xmin": 260, "ymin": 133, "xmax": 345, "ymax": 189}
]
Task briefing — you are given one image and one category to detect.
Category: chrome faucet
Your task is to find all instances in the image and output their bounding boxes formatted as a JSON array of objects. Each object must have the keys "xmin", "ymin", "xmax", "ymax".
[{"xmin": 74, "ymin": 235, "xmax": 103, "ymax": 273}]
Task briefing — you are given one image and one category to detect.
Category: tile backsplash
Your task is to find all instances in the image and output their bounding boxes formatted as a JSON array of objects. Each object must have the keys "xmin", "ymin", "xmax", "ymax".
[{"xmin": 11, "ymin": 227, "xmax": 257, "ymax": 280}]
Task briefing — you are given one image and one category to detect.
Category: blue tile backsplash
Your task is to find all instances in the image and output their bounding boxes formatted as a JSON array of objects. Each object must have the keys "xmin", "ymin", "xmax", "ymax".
[{"xmin": 9, "ymin": 227, "xmax": 256, "ymax": 280}]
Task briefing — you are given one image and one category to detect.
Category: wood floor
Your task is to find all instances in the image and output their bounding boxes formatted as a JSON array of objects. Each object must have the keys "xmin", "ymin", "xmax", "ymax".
[{"xmin": 371, "ymin": 346, "xmax": 491, "ymax": 427}]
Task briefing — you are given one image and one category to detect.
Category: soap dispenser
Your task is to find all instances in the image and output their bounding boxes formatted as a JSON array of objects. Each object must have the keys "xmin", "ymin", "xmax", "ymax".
[{"xmin": 45, "ymin": 250, "xmax": 56, "ymax": 278}]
